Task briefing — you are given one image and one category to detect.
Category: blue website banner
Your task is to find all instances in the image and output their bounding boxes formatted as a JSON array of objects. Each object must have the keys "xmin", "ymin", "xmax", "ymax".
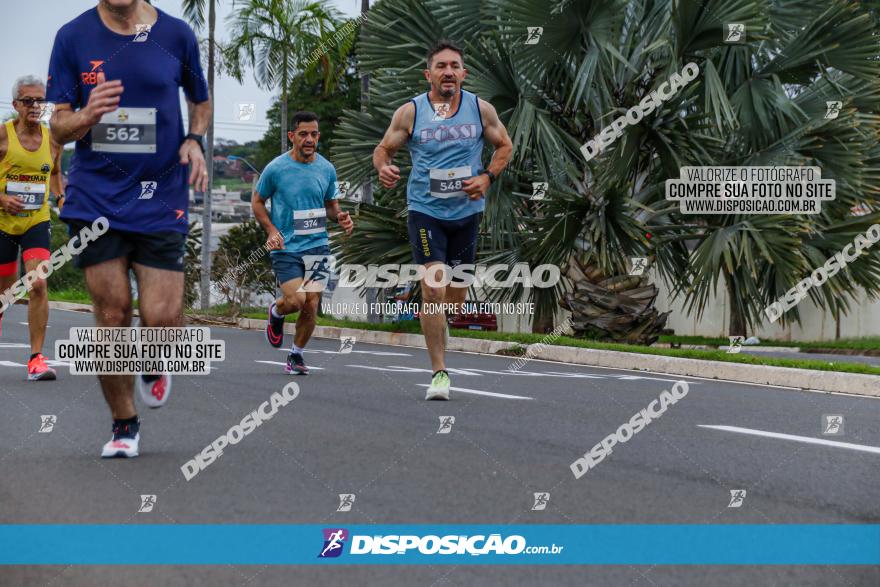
[{"xmin": 1, "ymin": 525, "xmax": 878, "ymax": 565}]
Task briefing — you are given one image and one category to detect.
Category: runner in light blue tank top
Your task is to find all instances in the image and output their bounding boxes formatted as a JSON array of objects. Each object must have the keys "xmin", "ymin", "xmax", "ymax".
[
  {"xmin": 373, "ymin": 41, "xmax": 513, "ymax": 401},
  {"xmin": 407, "ymin": 88, "xmax": 485, "ymax": 221}
]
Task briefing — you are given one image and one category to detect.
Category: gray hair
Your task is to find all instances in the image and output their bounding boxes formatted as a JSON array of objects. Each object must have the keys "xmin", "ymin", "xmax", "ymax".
[{"xmin": 12, "ymin": 75, "xmax": 45, "ymax": 100}]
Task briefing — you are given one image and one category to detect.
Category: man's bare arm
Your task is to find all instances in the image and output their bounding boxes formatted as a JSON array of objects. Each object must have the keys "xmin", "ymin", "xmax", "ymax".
[
  {"xmin": 187, "ymin": 99, "xmax": 210, "ymax": 135},
  {"xmin": 373, "ymin": 102, "xmax": 414, "ymax": 188},
  {"xmin": 50, "ymin": 72, "xmax": 124, "ymax": 145},
  {"xmin": 459, "ymin": 100, "xmax": 513, "ymax": 200},
  {"xmin": 181, "ymin": 99, "xmax": 211, "ymax": 192},
  {"xmin": 478, "ymin": 98, "xmax": 512, "ymax": 176},
  {"xmin": 325, "ymin": 199, "xmax": 354, "ymax": 235},
  {"xmin": 0, "ymin": 125, "xmax": 21, "ymax": 214},
  {"xmin": 251, "ymin": 190, "xmax": 283, "ymax": 249},
  {"xmin": 0, "ymin": 123, "xmax": 7, "ymax": 162},
  {"xmin": 50, "ymin": 141, "xmax": 64, "ymax": 197}
]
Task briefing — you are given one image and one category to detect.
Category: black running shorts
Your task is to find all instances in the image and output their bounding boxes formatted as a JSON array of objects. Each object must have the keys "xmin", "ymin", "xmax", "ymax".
[{"xmin": 65, "ymin": 219, "xmax": 186, "ymax": 272}]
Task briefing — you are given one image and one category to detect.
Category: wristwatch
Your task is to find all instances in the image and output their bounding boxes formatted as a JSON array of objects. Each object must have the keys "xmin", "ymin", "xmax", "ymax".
[
  {"xmin": 482, "ymin": 170, "xmax": 497, "ymax": 184},
  {"xmin": 185, "ymin": 133, "xmax": 206, "ymax": 153}
]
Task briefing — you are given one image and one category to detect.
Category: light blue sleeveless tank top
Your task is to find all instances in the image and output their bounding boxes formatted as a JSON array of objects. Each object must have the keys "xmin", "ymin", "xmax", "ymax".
[{"xmin": 406, "ymin": 89, "xmax": 485, "ymax": 220}]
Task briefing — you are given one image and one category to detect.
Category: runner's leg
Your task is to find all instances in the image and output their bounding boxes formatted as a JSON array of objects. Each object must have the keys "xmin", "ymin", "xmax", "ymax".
[
  {"xmin": 84, "ymin": 257, "xmax": 135, "ymax": 419},
  {"xmin": 294, "ymin": 290, "xmax": 321, "ymax": 348},
  {"xmin": 420, "ymin": 261, "xmax": 448, "ymax": 372},
  {"xmin": 407, "ymin": 211, "xmax": 451, "ymax": 373},
  {"xmin": 277, "ymin": 277, "xmax": 311, "ymax": 374},
  {"xmin": 275, "ymin": 277, "xmax": 304, "ymax": 316},
  {"xmin": 442, "ymin": 212, "xmax": 480, "ymax": 319},
  {"xmin": 0, "ymin": 231, "xmax": 21, "ymax": 334},
  {"xmin": 132, "ymin": 263, "xmax": 184, "ymax": 328},
  {"xmin": 23, "ymin": 257, "xmax": 49, "ymax": 355},
  {"xmin": 130, "ymin": 263, "xmax": 182, "ymax": 406},
  {"xmin": 19, "ymin": 222, "xmax": 52, "ymax": 354},
  {"xmin": 0, "ymin": 272, "xmax": 15, "ymax": 335}
]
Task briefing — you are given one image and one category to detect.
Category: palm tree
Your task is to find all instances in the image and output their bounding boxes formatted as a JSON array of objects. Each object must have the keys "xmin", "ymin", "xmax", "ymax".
[
  {"xmin": 332, "ymin": 0, "xmax": 880, "ymax": 342},
  {"xmin": 226, "ymin": 0, "xmax": 341, "ymax": 152}
]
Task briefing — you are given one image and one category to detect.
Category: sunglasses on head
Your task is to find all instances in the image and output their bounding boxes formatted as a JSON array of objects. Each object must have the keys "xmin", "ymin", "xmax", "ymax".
[{"xmin": 15, "ymin": 97, "xmax": 46, "ymax": 107}]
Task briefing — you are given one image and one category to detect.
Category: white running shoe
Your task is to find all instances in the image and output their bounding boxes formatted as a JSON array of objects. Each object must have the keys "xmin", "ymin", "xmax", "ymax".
[
  {"xmin": 136, "ymin": 374, "xmax": 172, "ymax": 408},
  {"xmin": 425, "ymin": 370, "xmax": 451, "ymax": 401},
  {"xmin": 101, "ymin": 420, "xmax": 140, "ymax": 458}
]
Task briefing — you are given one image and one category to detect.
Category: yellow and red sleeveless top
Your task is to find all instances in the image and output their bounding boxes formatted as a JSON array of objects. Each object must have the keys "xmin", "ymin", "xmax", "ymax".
[{"xmin": 0, "ymin": 120, "xmax": 52, "ymax": 235}]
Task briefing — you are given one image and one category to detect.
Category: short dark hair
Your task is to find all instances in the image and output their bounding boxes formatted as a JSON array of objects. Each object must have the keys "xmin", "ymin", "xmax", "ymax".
[
  {"xmin": 291, "ymin": 111, "xmax": 319, "ymax": 130},
  {"xmin": 426, "ymin": 40, "xmax": 463, "ymax": 68}
]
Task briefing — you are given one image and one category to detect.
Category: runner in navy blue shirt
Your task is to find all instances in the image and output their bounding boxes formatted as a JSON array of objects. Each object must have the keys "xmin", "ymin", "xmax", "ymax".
[{"xmin": 47, "ymin": 0, "xmax": 210, "ymax": 458}]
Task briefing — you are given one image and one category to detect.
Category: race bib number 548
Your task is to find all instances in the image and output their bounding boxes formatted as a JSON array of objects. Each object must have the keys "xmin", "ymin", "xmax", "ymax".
[{"xmin": 429, "ymin": 166, "xmax": 472, "ymax": 198}]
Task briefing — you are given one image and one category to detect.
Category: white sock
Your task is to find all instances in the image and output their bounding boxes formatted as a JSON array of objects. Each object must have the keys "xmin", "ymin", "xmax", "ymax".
[
  {"xmin": 271, "ymin": 304, "xmax": 284, "ymax": 319},
  {"xmin": 291, "ymin": 344, "xmax": 304, "ymax": 354}
]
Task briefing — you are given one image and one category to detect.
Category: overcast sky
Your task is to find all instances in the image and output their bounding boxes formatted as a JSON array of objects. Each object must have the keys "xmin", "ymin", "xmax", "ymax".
[{"xmin": 0, "ymin": 0, "xmax": 362, "ymax": 144}]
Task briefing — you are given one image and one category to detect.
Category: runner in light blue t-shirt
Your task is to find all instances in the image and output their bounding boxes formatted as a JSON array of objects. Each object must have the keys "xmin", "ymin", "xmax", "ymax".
[{"xmin": 252, "ymin": 111, "xmax": 354, "ymax": 376}]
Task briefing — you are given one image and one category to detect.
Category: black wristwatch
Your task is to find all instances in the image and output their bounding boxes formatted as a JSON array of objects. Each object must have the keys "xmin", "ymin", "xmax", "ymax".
[
  {"xmin": 482, "ymin": 170, "xmax": 497, "ymax": 184},
  {"xmin": 184, "ymin": 133, "xmax": 205, "ymax": 153}
]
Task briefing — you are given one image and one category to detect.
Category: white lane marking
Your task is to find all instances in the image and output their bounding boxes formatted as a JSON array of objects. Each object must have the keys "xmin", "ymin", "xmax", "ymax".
[
  {"xmin": 699, "ymin": 425, "xmax": 880, "ymax": 455},
  {"xmin": 0, "ymin": 343, "xmax": 30, "ymax": 349},
  {"xmin": 455, "ymin": 367, "xmax": 603, "ymax": 379},
  {"xmin": 415, "ymin": 384, "xmax": 533, "ymax": 401},
  {"xmin": 277, "ymin": 348, "xmax": 410, "ymax": 357},
  {"xmin": 348, "ymin": 365, "xmax": 478, "ymax": 376},
  {"xmin": 0, "ymin": 360, "xmax": 66, "ymax": 368},
  {"xmin": 256, "ymin": 360, "xmax": 325, "ymax": 370},
  {"xmin": 355, "ymin": 364, "xmax": 687, "ymax": 381},
  {"xmin": 19, "ymin": 322, "xmax": 49, "ymax": 328}
]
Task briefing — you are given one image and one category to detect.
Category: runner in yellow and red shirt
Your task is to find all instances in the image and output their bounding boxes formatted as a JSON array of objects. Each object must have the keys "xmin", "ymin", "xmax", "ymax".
[{"xmin": 0, "ymin": 75, "xmax": 64, "ymax": 381}]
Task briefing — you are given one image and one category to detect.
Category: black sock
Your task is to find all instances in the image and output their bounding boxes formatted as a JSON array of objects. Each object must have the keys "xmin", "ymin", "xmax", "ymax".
[
  {"xmin": 433, "ymin": 370, "xmax": 448, "ymax": 377},
  {"xmin": 141, "ymin": 374, "xmax": 160, "ymax": 383},
  {"xmin": 30, "ymin": 353, "xmax": 40, "ymax": 361},
  {"xmin": 113, "ymin": 416, "xmax": 140, "ymax": 437}
]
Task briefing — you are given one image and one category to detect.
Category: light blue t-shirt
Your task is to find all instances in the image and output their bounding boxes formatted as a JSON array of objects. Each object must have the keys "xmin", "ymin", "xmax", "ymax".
[{"xmin": 256, "ymin": 152, "xmax": 338, "ymax": 254}]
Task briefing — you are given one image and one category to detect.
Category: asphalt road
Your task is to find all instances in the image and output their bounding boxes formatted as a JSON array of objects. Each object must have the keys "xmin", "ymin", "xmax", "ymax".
[{"xmin": 1, "ymin": 306, "xmax": 878, "ymax": 586}]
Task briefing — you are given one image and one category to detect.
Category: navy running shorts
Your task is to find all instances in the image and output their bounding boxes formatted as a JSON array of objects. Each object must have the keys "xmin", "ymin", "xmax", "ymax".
[
  {"xmin": 406, "ymin": 210, "xmax": 481, "ymax": 269},
  {"xmin": 271, "ymin": 245, "xmax": 332, "ymax": 286}
]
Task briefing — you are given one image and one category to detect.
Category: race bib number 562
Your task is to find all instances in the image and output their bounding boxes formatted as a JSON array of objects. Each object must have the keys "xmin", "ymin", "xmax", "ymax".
[{"xmin": 92, "ymin": 108, "xmax": 157, "ymax": 154}]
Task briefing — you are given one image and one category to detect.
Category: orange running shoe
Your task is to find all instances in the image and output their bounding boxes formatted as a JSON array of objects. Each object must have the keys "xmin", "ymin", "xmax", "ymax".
[{"xmin": 28, "ymin": 353, "xmax": 57, "ymax": 381}]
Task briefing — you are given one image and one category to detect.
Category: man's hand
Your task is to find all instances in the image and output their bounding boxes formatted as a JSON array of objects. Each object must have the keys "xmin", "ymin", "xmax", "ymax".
[
  {"xmin": 80, "ymin": 71, "xmax": 123, "ymax": 127},
  {"xmin": 0, "ymin": 194, "xmax": 24, "ymax": 215},
  {"xmin": 378, "ymin": 164, "xmax": 401, "ymax": 189},
  {"xmin": 180, "ymin": 139, "xmax": 208, "ymax": 193},
  {"xmin": 265, "ymin": 230, "xmax": 284, "ymax": 251},
  {"xmin": 461, "ymin": 173, "xmax": 491, "ymax": 200},
  {"xmin": 337, "ymin": 211, "xmax": 354, "ymax": 235}
]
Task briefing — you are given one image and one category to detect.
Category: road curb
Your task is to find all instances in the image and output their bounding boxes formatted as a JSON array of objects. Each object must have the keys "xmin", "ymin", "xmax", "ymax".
[
  {"xmin": 521, "ymin": 345, "xmax": 879, "ymax": 397},
  {"xmin": 49, "ymin": 303, "xmax": 879, "ymax": 397}
]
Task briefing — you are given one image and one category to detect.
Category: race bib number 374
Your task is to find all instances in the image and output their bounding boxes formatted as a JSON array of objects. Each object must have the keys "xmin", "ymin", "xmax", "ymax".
[{"xmin": 293, "ymin": 208, "xmax": 327, "ymax": 235}]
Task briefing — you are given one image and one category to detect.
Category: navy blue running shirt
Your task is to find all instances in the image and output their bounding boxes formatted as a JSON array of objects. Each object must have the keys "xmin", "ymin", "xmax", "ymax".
[{"xmin": 47, "ymin": 7, "xmax": 208, "ymax": 234}]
